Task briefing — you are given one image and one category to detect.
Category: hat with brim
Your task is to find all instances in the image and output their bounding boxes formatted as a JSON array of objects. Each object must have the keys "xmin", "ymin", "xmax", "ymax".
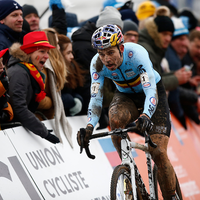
[
  {"xmin": 0, "ymin": 48, "xmax": 9, "ymax": 65},
  {"xmin": 20, "ymin": 31, "xmax": 55, "ymax": 54}
]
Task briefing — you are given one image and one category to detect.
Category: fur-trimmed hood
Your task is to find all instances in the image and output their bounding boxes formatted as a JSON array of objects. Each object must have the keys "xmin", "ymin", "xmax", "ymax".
[
  {"xmin": 7, "ymin": 42, "xmax": 31, "ymax": 67},
  {"xmin": 144, "ymin": 6, "xmax": 171, "ymax": 49}
]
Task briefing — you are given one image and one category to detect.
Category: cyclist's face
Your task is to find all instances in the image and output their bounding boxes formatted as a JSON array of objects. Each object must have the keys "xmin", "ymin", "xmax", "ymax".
[{"xmin": 98, "ymin": 45, "xmax": 124, "ymax": 71}]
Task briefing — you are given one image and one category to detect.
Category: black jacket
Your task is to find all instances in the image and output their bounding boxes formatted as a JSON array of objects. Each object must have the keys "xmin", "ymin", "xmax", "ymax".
[{"xmin": 71, "ymin": 21, "xmax": 97, "ymax": 114}]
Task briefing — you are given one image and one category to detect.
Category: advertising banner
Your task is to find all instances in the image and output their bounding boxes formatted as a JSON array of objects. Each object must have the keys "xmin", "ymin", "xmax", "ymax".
[
  {"xmin": 0, "ymin": 130, "xmax": 43, "ymax": 200},
  {"xmin": 2, "ymin": 116, "xmax": 113, "ymax": 200}
]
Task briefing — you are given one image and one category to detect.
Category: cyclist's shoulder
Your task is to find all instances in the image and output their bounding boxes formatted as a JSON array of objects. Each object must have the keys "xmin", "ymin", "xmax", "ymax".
[{"xmin": 124, "ymin": 42, "xmax": 147, "ymax": 57}]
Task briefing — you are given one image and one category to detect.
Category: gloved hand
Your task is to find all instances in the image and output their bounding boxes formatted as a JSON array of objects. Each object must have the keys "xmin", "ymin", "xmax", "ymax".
[
  {"xmin": 0, "ymin": 70, "xmax": 9, "ymax": 91},
  {"xmin": 45, "ymin": 130, "xmax": 60, "ymax": 144},
  {"xmin": 0, "ymin": 110, "xmax": 10, "ymax": 123},
  {"xmin": 135, "ymin": 114, "xmax": 153, "ymax": 133},
  {"xmin": 77, "ymin": 125, "xmax": 94, "ymax": 148}
]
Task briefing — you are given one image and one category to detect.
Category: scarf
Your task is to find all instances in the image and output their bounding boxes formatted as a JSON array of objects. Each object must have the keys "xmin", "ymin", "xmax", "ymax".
[{"xmin": 19, "ymin": 62, "xmax": 46, "ymax": 102}]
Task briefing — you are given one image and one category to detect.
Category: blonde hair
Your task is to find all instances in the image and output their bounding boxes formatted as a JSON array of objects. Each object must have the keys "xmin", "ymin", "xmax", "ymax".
[{"xmin": 42, "ymin": 28, "xmax": 67, "ymax": 91}]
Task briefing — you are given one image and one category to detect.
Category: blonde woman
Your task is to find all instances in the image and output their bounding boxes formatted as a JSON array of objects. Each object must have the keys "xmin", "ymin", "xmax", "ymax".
[{"xmin": 38, "ymin": 28, "xmax": 72, "ymax": 147}]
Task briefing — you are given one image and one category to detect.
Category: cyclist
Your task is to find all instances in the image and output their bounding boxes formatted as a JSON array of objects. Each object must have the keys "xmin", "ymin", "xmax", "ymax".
[{"xmin": 77, "ymin": 24, "xmax": 177, "ymax": 200}]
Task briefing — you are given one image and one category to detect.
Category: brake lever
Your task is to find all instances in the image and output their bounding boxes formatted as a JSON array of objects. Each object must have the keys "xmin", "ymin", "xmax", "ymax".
[
  {"xmin": 80, "ymin": 128, "xmax": 85, "ymax": 154},
  {"xmin": 144, "ymin": 131, "xmax": 157, "ymax": 148},
  {"xmin": 79, "ymin": 128, "xmax": 96, "ymax": 159}
]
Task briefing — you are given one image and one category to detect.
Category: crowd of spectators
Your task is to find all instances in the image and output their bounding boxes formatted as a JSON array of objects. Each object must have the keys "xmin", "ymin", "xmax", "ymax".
[{"xmin": 1, "ymin": 0, "xmax": 200, "ymax": 144}]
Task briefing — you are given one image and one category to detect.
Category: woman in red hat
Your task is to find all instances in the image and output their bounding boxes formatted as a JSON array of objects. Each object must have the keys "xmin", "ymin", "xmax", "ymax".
[
  {"xmin": 6, "ymin": 31, "xmax": 60, "ymax": 144},
  {"xmin": 0, "ymin": 48, "xmax": 13, "ymax": 127}
]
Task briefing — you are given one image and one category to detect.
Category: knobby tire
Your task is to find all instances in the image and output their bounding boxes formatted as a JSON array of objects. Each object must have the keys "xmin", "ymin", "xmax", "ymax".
[{"xmin": 110, "ymin": 165, "xmax": 143, "ymax": 200}]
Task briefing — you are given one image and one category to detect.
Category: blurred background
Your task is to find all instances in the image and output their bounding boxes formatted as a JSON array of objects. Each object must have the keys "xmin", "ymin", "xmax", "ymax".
[{"xmin": 16, "ymin": 0, "xmax": 200, "ymax": 29}]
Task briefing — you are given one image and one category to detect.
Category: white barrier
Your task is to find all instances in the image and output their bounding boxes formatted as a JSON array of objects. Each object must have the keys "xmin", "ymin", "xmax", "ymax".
[{"xmin": 0, "ymin": 116, "xmax": 113, "ymax": 200}]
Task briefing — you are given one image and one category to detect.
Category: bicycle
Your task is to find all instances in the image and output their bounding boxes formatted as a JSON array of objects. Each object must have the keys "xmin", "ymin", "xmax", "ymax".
[{"xmin": 79, "ymin": 124, "xmax": 182, "ymax": 200}]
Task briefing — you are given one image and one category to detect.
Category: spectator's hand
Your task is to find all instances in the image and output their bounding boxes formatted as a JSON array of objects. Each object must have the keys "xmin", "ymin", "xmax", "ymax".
[
  {"xmin": 135, "ymin": 114, "xmax": 153, "ymax": 133},
  {"xmin": 0, "ymin": 70, "xmax": 9, "ymax": 91},
  {"xmin": 0, "ymin": 110, "xmax": 9, "ymax": 123},
  {"xmin": 77, "ymin": 125, "xmax": 93, "ymax": 148},
  {"xmin": 174, "ymin": 67, "xmax": 192, "ymax": 85},
  {"xmin": 45, "ymin": 130, "xmax": 60, "ymax": 144},
  {"xmin": 188, "ymin": 75, "xmax": 200, "ymax": 87}
]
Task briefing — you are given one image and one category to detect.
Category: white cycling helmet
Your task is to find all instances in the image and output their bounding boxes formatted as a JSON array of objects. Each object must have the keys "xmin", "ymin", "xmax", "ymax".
[{"xmin": 91, "ymin": 24, "xmax": 124, "ymax": 50}]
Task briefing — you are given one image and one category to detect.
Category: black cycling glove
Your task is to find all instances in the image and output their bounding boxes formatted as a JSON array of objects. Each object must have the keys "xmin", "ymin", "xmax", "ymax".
[
  {"xmin": 136, "ymin": 114, "xmax": 153, "ymax": 133},
  {"xmin": 77, "ymin": 125, "xmax": 94, "ymax": 148}
]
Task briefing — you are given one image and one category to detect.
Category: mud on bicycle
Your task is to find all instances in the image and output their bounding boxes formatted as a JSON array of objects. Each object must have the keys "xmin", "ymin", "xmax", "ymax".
[{"xmin": 79, "ymin": 124, "xmax": 182, "ymax": 200}]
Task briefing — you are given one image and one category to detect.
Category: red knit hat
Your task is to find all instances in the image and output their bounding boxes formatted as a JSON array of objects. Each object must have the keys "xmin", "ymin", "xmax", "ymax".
[
  {"xmin": 20, "ymin": 31, "xmax": 55, "ymax": 54},
  {"xmin": 0, "ymin": 48, "xmax": 9, "ymax": 65}
]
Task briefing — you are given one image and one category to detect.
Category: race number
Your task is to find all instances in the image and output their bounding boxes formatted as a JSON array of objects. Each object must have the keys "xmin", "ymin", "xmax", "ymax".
[{"xmin": 91, "ymin": 82, "xmax": 100, "ymax": 97}]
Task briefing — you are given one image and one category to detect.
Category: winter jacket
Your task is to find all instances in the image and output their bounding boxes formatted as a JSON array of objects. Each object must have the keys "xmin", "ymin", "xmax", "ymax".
[
  {"xmin": 0, "ymin": 24, "xmax": 24, "ymax": 51},
  {"xmin": 7, "ymin": 43, "xmax": 48, "ymax": 138},
  {"xmin": 138, "ymin": 19, "xmax": 178, "ymax": 91}
]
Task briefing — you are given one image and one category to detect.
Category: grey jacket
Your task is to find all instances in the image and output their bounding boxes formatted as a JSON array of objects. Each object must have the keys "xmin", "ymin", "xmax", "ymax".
[{"xmin": 7, "ymin": 43, "xmax": 48, "ymax": 138}]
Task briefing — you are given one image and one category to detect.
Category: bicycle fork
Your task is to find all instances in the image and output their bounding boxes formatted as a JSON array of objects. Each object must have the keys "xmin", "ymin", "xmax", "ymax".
[
  {"xmin": 121, "ymin": 139, "xmax": 138, "ymax": 200},
  {"xmin": 145, "ymin": 143, "xmax": 156, "ymax": 200}
]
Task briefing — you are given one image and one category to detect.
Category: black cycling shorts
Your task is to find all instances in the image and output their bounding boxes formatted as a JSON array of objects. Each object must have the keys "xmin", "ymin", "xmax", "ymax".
[{"xmin": 109, "ymin": 80, "xmax": 171, "ymax": 137}]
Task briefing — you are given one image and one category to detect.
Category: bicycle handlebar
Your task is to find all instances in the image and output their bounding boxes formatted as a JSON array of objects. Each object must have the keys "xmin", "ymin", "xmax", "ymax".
[{"xmin": 80, "ymin": 125, "xmax": 157, "ymax": 159}]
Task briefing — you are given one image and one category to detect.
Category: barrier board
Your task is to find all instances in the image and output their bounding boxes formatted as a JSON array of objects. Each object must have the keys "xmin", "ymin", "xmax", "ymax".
[{"xmin": 1, "ymin": 116, "xmax": 113, "ymax": 200}]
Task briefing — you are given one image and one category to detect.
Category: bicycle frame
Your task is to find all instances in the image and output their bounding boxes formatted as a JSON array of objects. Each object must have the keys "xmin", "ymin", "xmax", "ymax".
[
  {"xmin": 79, "ymin": 126, "xmax": 158, "ymax": 200},
  {"xmin": 120, "ymin": 134, "xmax": 156, "ymax": 200}
]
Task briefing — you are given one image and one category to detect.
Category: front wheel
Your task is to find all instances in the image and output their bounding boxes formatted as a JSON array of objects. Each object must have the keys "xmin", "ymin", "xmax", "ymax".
[{"xmin": 110, "ymin": 165, "xmax": 133, "ymax": 200}]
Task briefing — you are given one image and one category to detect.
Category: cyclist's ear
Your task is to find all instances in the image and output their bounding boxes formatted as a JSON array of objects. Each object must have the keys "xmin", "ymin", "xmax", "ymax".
[{"xmin": 119, "ymin": 44, "xmax": 124, "ymax": 53}]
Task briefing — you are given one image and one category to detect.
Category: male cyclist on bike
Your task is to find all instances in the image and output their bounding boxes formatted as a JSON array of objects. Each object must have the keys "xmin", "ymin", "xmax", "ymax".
[{"xmin": 77, "ymin": 24, "xmax": 177, "ymax": 200}]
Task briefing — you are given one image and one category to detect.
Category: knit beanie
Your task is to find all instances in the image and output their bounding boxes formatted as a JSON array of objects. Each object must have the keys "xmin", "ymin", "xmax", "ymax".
[
  {"xmin": 171, "ymin": 17, "xmax": 189, "ymax": 39},
  {"xmin": 178, "ymin": 9, "xmax": 198, "ymax": 31},
  {"xmin": 96, "ymin": 6, "xmax": 123, "ymax": 29},
  {"xmin": 0, "ymin": 0, "xmax": 22, "ymax": 20},
  {"xmin": 136, "ymin": 1, "xmax": 156, "ymax": 20},
  {"xmin": 154, "ymin": 6, "xmax": 174, "ymax": 33},
  {"xmin": 22, "ymin": 4, "xmax": 39, "ymax": 18},
  {"xmin": 123, "ymin": 20, "xmax": 138, "ymax": 34}
]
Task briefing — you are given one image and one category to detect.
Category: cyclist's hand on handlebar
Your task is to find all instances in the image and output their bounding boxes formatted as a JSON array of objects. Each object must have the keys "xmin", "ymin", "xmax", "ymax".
[
  {"xmin": 135, "ymin": 114, "xmax": 153, "ymax": 133},
  {"xmin": 77, "ymin": 125, "xmax": 94, "ymax": 148}
]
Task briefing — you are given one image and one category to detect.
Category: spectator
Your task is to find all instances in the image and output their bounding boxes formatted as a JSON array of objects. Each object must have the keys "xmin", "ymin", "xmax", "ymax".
[
  {"xmin": 0, "ymin": 0, "xmax": 24, "ymax": 50},
  {"xmin": 39, "ymin": 28, "xmax": 73, "ymax": 146},
  {"xmin": 7, "ymin": 31, "xmax": 60, "ymax": 144},
  {"xmin": 122, "ymin": 19, "xmax": 139, "ymax": 43},
  {"xmin": 135, "ymin": 0, "xmax": 156, "ymax": 30},
  {"xmin": 0, "ymin": 48, "xmax": 13, "ymax": 127},
  {"xmin": 165, "ymin": 17, "xmax": 198, "ymax": 127},
  {"xmin": 58, "ymin": 34, "xmax": 85, "ymax": 116},
  {"xmin": 23, "ymin": 0, "xmax": 67, "ymax": 35},
  {"xmin": 182, "ymin": 29, "xmax": 200, "ymax": 113},
  {"xmin": 22, "ymin": 4, "xmax": 40, "ymax": 31},
  {"xmin": 138, "ymin": 6, "xmax": 191, "ymax": 92},
  {"xmin": 96, "ymin": 6, "xmax": 124, "ymax": 29}
]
